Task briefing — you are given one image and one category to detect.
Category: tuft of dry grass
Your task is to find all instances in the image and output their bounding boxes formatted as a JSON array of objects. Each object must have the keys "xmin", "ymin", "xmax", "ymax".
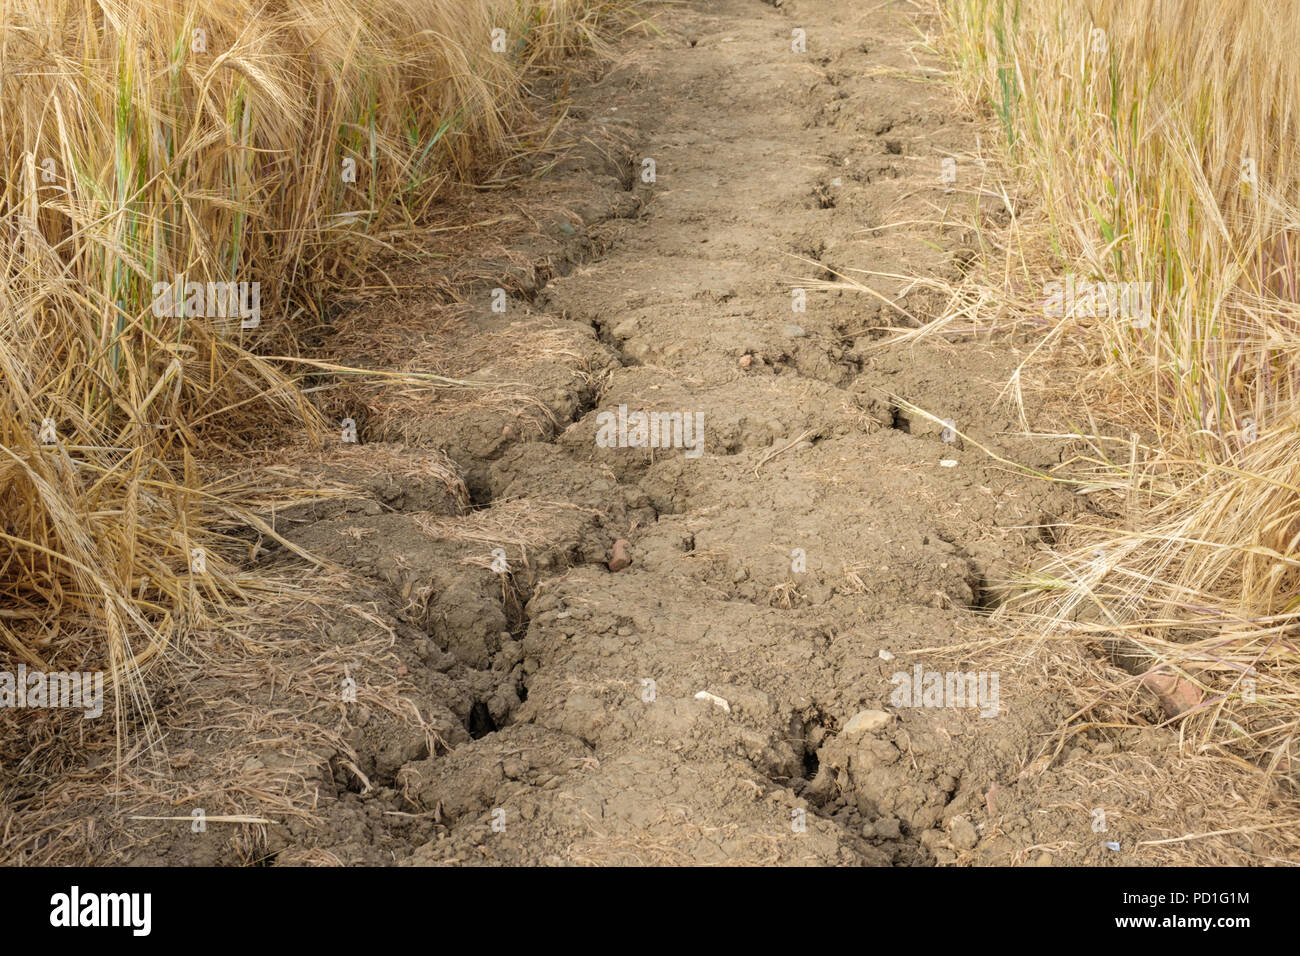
[
  {"xmin": 926, "ymin": 0, "xmax": 1300, "ymax": 830},
  {"xmin": 0, "ymin": 0, "xmax": 635, "ymax": 757}
]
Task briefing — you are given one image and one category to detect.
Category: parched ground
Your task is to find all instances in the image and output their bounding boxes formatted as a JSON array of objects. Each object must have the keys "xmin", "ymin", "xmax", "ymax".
[{"xmin": 6, "ymin": 0, "xmax": 1293, "ymax": 867}]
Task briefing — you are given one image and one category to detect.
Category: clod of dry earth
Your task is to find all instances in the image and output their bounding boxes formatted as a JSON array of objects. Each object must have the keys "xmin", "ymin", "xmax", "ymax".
[{"xmin": 10, "ymin": 0, "xmax": 1291, "ymax": 867}]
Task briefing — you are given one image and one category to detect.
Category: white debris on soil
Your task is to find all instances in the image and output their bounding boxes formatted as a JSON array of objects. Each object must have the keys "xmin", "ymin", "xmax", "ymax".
[
  {"xmin": 694, "ymin": 691, "xmax": 731, "ymax": 713},
  {"xmin": 843, "ymin": 709, "xmax": 894, "ymax": 735}
]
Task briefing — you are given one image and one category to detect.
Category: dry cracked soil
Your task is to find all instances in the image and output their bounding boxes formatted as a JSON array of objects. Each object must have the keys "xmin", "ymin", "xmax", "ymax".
[{"xmin": 23, "ymin": 0, "xmax": 1231, "ymax": 868}]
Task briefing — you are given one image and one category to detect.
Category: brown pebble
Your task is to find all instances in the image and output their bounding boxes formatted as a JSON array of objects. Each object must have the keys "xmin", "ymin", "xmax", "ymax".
[
  {"xmin": 985, "ymin": 783, "xmax": 1001, "ymax": 816},
  {"xmin": 1141, "ymin": 670, "xmax": 1203, "ymax": 718},
  {"xmin": 607, "ymin": 538, "xmax": 631, "ymax": 572},
  {"xmin": 739, "ymin": 354, "xmax": 753, "ymax": 368}
]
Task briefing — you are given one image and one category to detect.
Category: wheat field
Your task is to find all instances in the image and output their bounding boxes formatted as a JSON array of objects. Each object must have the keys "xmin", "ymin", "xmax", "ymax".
[
  {"xmin": 941, "ymin": 0, "xmax": 1300, "ymax": 782},
  {"xmin": 0, "ymin": 0, "xmax": 625, "ymax": 743}
]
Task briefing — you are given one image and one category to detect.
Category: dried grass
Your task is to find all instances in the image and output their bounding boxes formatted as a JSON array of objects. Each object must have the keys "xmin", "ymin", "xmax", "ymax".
[
  {"xmin": 0, "ymin": 0, "xmax": 636, "ymax": 769},
  {"xmin": 897, "ymin": 0, "xmax": 1300, "ymax": 857}
]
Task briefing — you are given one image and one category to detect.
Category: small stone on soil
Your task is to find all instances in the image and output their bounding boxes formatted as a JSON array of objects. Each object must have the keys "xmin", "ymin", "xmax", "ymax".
[
  {"xmin": 694, "ymin": 691, "xmax": 731, "ymax": 713},
  {"xmin": 948, "ymin": 816, "xmax": 978, "ymax": 850},
  {"xmin": 607, "ymin": 538, "xmax": 631, "ymax": 571},
  {"xmin": 843, "ymin": 709, "xmax": 894, "ymax": 735},
  {"xmin": 873, "ymin": 817, "xmax": 902, "ymax": 839}
]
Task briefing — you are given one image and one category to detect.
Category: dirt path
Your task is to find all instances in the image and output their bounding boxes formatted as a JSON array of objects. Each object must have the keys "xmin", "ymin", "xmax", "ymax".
[
  {"xmin": 341, "ymin": 0, "xmax": 1094, "ymax": 867},
  {"xmin": 80, "ymin": 0, "xmax": 1214, "ymax": 867}
]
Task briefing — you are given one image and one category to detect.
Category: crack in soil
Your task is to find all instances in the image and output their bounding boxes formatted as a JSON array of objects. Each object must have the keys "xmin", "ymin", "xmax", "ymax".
[{"xmin": 84, "ymin": 0, "xmax": 1149, "ymax": 868}]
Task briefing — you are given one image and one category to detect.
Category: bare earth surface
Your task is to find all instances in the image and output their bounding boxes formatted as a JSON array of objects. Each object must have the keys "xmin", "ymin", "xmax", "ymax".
[{"xmin": 11, "ymin": 0, "xmax": 1278, "ymax": 867}]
